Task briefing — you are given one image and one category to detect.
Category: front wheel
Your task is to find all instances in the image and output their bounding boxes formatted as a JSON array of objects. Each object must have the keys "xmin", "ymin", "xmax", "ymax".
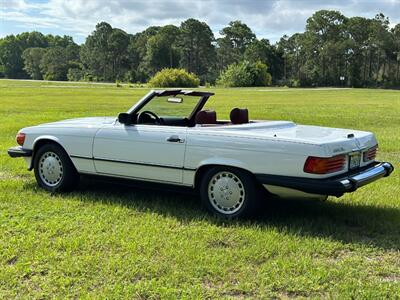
[
  {"xmin": 199, "ymin": 167, "xmax": 260, "ymax": 218},
  {"xmin": 34, "ymin": 143, "xmax": 79, "ymax": 192}
]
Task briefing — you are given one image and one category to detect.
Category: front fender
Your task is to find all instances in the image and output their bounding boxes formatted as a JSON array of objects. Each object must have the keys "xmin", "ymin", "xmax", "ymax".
[
  {"xmin": 26, "ymin": 135, "xmax": 66, "ymax": 170},
  {"xmin": 32, "ymin": 135, "xmax": 64, "ymax": 149}
]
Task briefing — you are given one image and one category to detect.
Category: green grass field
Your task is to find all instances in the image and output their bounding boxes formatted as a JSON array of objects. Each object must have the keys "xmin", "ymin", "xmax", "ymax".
[{"xmin": 1, "ymin": 79, "xmax": 399, "ymax": 298}]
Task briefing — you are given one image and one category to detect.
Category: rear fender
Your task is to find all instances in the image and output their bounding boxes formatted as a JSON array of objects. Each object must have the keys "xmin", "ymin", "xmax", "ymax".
[
  {"xmin": 197, "ymin": 157, "xmax": 249, "ymax": 171},
  {"xmin": 193, "ymin": 157, "xmax": 253, "ymax": 188}
]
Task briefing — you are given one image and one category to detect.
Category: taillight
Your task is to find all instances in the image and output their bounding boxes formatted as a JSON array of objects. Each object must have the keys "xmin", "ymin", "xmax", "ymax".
[
  {"xmin": 363, "ymin": 145, "xmax": 378, "ymax": 162},
  {"xmin": 304, "ymin": 155, "xmax": 346, "ymax": 174},
  {"xmin": 16, "ymin": 133, "xmax": 26, "ymax": 146}
]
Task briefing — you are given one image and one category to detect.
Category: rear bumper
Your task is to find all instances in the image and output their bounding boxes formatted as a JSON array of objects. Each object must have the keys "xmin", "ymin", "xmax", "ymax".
[
  {"xmin": 256, "ymin": 161, "xmax": 394, "ymax": 197},
  {"xmin": 8, "ymin": 146, "xmax": 33, "ymax": 158}
]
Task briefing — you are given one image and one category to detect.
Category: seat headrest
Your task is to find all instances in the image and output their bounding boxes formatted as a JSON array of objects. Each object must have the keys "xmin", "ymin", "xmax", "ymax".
[
  {"xmin": 195, "ymin": 110, "xmax": 217, "ymax": 124},
  {"xmin": 230, "ymin": 108, "xmax": 249, "ymax": 124}
]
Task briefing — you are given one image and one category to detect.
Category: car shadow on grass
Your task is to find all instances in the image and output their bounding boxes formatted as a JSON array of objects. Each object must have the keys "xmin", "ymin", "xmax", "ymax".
[{"xmin": 64, "ymin": 176, "xmax": 400, "ymax": 250}]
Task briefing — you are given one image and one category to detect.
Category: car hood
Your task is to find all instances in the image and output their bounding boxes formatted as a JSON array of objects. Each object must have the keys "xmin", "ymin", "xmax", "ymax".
[{"xmin": 36, "ymin": 117, "xmax": 116, "ymax": 128}]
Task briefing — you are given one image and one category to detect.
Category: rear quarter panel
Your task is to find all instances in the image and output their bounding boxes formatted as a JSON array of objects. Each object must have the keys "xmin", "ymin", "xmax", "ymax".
[{"xmin": 183, "ymin": 129, "xmax": 327, "ymax": 185}]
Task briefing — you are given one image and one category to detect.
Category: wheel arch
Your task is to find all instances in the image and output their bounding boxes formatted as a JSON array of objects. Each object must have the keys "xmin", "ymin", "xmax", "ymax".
[
  {"xmin": 29, "ymin": 136, "xmax": 70, "ymax": 170},
  {"xmin": 193, "ymin": 161, "xmax": 257, "ymax": 189}
]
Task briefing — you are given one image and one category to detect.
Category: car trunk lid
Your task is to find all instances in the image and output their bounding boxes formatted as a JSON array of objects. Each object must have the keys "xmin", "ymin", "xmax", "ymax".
[{"xmin": 212, "ymin": 121, "xmax": 376, "ymax": 156}]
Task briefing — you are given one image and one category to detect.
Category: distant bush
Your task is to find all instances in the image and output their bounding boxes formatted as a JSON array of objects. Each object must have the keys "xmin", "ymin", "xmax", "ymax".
[
  {"xmin": 67, "ymin": 68, "xmax": 84, "ymax": 82},
  {"xmin": 253, "ymin": 61, "xmax": 272, "ymax": 86},
  {"xmin": 148, "ymin": 68, "xmax": 200, "ymax": 87},
  {"xmin": 217, "ymin": 61, "xmax": 252, "ymax": 87},
  {"xmin": 217, "ymin": 61, "xmax": 272, "ymax": 87},
  {"xmin": 83, "ymin": 74, "xmax": 96, "ymax": 82},
  {"xmin": 290, "ymin": 79, "xmax": 300, "ymax": 88}
]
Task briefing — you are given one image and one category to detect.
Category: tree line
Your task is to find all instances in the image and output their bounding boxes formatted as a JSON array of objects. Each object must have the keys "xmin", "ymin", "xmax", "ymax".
[{"xmin": 0, "ymin": 10, "xmax": 399, "ymax": 87}]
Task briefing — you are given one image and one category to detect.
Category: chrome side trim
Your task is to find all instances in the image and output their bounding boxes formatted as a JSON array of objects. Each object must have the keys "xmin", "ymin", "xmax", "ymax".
[
  {"xmin": 70, "ymin": 155, "xmax": 197, "ymax": 171},
  {"xmin": 79, "ymin": 171, "xmax": 193, "ymax": 187}
]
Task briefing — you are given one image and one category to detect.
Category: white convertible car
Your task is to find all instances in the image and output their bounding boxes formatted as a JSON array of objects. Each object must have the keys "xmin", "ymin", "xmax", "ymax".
[{"xmin": 8, "ymin": 90, "xmax": 394, "ymax": 217}]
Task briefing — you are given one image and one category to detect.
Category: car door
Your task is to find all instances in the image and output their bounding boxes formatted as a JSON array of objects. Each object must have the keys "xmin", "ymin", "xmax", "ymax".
[{"xmin": 93, "ymin": 122, "xmax": 187, "ymax": 184}]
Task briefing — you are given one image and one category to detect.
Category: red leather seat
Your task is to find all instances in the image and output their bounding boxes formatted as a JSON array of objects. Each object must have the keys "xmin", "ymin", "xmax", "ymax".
[
  {"xmin": 195, "ymin": 110, "xmax": 217, "ymax": 125},
  {"xmin": 230, "ymin": 108, "xmax": 249, "ymax": 124}
]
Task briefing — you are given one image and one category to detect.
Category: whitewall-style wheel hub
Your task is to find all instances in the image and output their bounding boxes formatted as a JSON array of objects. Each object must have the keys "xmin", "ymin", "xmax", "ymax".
[
  {"xmin": 208, "ymin": 171, "xmax": 245, "ymax": 214},
  {"xmin": 39, "ymin": 151, "xmax": 63, "ymax": 186}
]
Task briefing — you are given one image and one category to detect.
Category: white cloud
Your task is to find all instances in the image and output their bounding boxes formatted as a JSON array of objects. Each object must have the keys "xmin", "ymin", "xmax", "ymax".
[
  {"xmin": 1, "ymin": 11, "xmax": 58, "ymax": 28},
  {"xmin": 2, "ymin": 0, "xmax": 32, "ymax": 10},
  {"xmin": 1, "ymin": 0, "xmax": 399, "ymax": 43}
]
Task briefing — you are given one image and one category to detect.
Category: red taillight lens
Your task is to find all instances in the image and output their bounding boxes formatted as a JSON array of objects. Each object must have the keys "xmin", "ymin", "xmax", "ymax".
[
  {"xmin": 363, "ymin": 145, "xmax": 378, "ymax": 162},
  {"xmin": 304, "ymin": 155, "xmax": 346, "ymax": 174},
  {"xmin": 16, "ymin": 133, "xmax": 26, "ymax": 146}
]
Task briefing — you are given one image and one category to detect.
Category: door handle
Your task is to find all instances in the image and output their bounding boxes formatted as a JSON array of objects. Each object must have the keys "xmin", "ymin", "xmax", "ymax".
[{"xmin": 166, "ymin": 135, "xmax": 184, "ymax": 143}]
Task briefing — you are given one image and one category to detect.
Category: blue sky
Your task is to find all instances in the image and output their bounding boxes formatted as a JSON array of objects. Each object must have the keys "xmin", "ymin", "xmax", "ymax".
[{"xmin": 1, "ymin": 0, "xmax": 399, "ymax": 44}]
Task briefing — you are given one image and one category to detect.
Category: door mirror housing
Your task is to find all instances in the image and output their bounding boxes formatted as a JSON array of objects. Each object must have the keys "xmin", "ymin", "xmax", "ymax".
[{"xmin": 118, "ymin": 113, "xmax": 134, "ymax": 125}]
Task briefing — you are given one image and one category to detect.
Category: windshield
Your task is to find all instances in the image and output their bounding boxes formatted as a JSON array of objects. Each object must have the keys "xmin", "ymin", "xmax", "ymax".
[{"xmin": 138, "ymin": 95, "xmax": 201, "ymax": 118}]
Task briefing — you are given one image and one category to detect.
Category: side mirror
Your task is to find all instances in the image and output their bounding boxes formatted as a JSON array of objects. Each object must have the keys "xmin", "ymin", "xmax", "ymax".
[{"xmin": 118, "ymin": 113, "xmax": 134, "ymax": 125}]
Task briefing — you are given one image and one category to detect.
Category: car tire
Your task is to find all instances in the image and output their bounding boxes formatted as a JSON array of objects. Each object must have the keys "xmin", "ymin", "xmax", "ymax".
[
  {"xmin": 199, "ymin": 166, "xmax": 260, "ymax": 218},
  {"xmin": 33, "ymin": 143, "xmax": 79, "ymax": 192}
]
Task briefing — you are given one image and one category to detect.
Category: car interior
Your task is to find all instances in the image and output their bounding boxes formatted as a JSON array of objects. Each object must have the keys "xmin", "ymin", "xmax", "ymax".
[
  {"xmin": 129, "ymin": 91, "xmax": 251, "ymax": 127},
  {"xmin": 135, "ymin": 107, "xmax": 250, "ymax": 127},
  {"xmin": 194, "ymin": 108, "xmax": 249, "ymax": 127}
]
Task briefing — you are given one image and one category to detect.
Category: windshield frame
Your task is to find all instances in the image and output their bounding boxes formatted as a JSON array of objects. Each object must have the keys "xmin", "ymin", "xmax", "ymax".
[{"xmin": 126, "ymin": 89, "xmax": 214, "ymax": 125}]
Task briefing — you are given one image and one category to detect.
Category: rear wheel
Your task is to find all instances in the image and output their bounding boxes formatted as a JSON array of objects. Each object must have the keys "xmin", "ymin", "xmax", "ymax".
[
  {"xmin": 199, "ymin": 167, "xmax": 259, "ymax": 218},
  {"xmin": 34, "ymin": 143, "xmax": 79, "ymax": 192}
]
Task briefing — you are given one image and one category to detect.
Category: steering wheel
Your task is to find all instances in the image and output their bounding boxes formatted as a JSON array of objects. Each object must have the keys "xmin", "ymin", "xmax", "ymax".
[{"xmin": 137, "ymin": 110, "xmax": 161, "ymax": 125}]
